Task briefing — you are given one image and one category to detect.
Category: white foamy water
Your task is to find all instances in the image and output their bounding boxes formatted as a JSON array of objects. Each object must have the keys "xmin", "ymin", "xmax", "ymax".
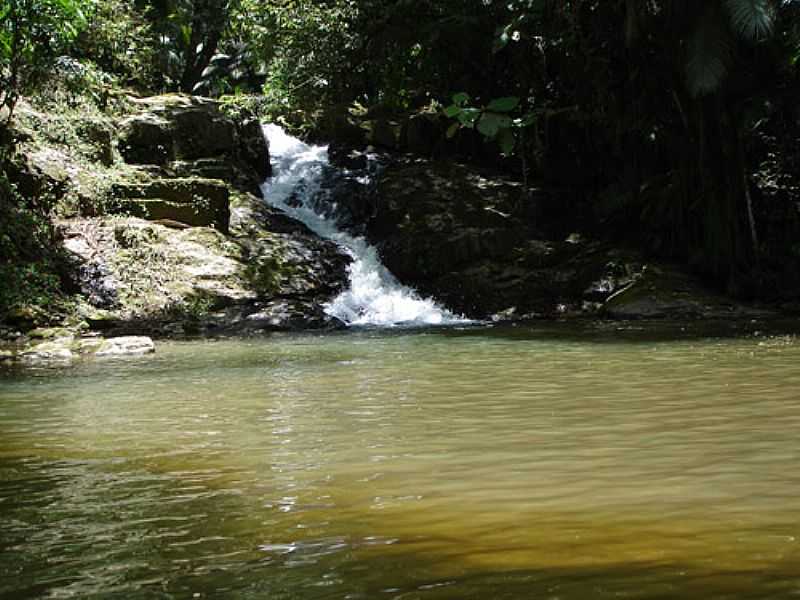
[{"xmin": 259, "ymin": 124, "xmax": 460, "ymax": 326}]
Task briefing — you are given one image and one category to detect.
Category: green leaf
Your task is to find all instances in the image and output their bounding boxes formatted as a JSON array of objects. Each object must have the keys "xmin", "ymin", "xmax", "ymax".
[
  {"xmin": 477, "ymin": 112, "xmax": 512, "ymax": 138},
  {"xmin": 497, "ymin": 128, "xmax": 516, "ymax": 155},
  {"xmin": 457, "ymin": 107, "xmax": 481, "ymax": 127},
  {"xmin": 724, "ymin": 0, "xmax": 773, "ymax": 40},
  {"xmin": 686, "ymin": 12, "xmax": 732, "ymax": 97},
  {"xmin": 452, "ymin": 92, "xmax": 469, "ymax": 107},
  {"xmin": 0, "ymin": 31, "xmax": 10, "ymax": 57},
  {"xmin": 446, "ymin": 122, "xmax": 460, "ymax": 139},
  {"xmin": 443, "ymin": 104, "xmax": 462, "ymax": 118},
  {"xmin": 181, "ymin": 24, "xmax": 192, "ymax": 47},
  {"xmin": 487, "ymin": 96, "xmax": 519, "ymax": 113}
]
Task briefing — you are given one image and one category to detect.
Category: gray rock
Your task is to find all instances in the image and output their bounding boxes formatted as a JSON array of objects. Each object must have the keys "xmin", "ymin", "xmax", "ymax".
[
  {"xmin": 119, "ymin": 113, "xmax": 174, "ymax": 165},
  {"xmin": 20, "ymin": 337, "xmax": 76, "ymax": 363},
  {"xmin": 95, "ymin": 336, "xmax": 155, "ymax": 357},
  {"xmin": 238, "ymin": 118, "xmax": 271, "ymax": 180},
  {"xmin": 78, "ymin": 119, "xmax": 115, "ymax": 166}
]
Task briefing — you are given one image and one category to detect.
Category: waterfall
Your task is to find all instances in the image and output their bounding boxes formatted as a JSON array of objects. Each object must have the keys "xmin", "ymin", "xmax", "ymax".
[{"xmin": 259, "ymin": 124, "xmax": 462, "ymax": 327}]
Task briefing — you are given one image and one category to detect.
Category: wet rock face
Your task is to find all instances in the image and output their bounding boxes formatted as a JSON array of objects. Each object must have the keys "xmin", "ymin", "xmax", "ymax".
[
  {"xmin": 239, "ymin": 118, "xmax": 272, "ymax": 180},
  {"xmin": 7, "ymin": 94, "xmax": 347, "ymax": 337},
  {"xmin": 328, "ymin": 154, "xmax": 767, "ymax": 321},
  {"xmin": 314, "ymin": 157, "xmax": 646, "ymax": 319}
]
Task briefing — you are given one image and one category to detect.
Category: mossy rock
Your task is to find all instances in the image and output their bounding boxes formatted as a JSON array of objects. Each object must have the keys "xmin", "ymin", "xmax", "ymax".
[
  {"xmin": 77, "ymin": 119, "xmax": 115, "ymax": 166},
  {"xmin": 118, "ymin": 113, "xmax": 174, "ymax": 165},
  {"xmin": 110, "ymin": 178, "xmax": 230, "ymax": 232},
  {"xmin": 171, "ymin": 105, "xmax": 238, "ymax": 160},
  {"xmin": 601, "ymin": 266, "xmax": 753, "ymax": 319}
]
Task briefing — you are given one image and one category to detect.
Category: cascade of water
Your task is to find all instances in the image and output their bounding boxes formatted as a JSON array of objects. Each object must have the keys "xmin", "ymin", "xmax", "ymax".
[{"xmin": 259, "ymin": 124, "xmax": 462, "ymax": 327}]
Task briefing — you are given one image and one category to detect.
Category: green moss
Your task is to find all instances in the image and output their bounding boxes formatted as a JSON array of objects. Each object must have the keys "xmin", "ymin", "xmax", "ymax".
[{"xmin": 244, "ymin": 254, "xmax": 285, "ymax": 296}]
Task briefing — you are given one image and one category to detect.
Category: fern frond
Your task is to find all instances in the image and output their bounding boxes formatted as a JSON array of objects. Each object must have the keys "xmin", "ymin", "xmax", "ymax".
[
  {"xmin": 686, "ymin": 12, "xmax": 733, "ymax": 97},
  {"xmin": 724, "ymin": 0, "xmax": 774, "ymax": 40}
]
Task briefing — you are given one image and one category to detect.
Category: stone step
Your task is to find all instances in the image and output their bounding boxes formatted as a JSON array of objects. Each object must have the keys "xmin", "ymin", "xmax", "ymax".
[{"xmin": 109, "ymin": 178, "xmax": 230, "ymax": 233}]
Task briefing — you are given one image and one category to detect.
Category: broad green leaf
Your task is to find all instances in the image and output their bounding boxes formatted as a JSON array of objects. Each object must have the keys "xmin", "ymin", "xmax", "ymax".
[
  {"xmin": 457, "ymin": 107, "xmax": 481, "ymax": 127},
  {"xmin": 452, "ymin": 92, "xmax": 469, "ymax": 106},
  {"xmin": 493, "ymin": 29, "xmax": 510, "ymax": 54},
  {"xmin": 686, "ymin": 13, "xmax": 732, "ymax": 97},
  {"xmin": 487, "ymin": 96, "xmax": 519, "ymax": 113},
  {"xmin": 724, "ymin": 0, "xmax": 773, "ymax": 40},
  {"xmin": 443, "ymin": 104, "xmax": 462, "ymax": 118},
  {"xmin": 477, "ymin": 112, "xmax": 512, "ymax": 138},
  {"xmin": 181, "ymin": 24, "xmax": 192, "ymax": 47},
  {"xmin": 0, "ymin": 31, "xmax": 10, "ymax": 57}
]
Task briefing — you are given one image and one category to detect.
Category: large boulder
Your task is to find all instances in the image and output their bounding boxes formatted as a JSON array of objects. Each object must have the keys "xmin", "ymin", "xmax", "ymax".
[
  {"xmin": 59, "ymin": 191, "xmax": 350, "ymax": 334},
  {"xmin": 10, "ymin": 334, "xmax": 156, "ymax": 365},
  {"xmin": 171, "ymin": 103, "xmax": 238, "ymax": 159},
  {"xmin": 601, "ymin": 265, "xmax": 777, "ymax": 320},
  {"xmin": 94, "ymin": 336, "xmax": 155, "ymax": 357},
  {"xmin": 400, "ymin": 113, "xmax": 446, "ymax": 156},
  {"xmin": 119, "ymin": 113, "xmax": 175, "ymax": 165},
  {"xmin": 119, "ymin": 96, "xmax": 238, "ymax": 164},
  {"xmin": 117, "ymin": 94, "xmax": 269, "ymax": 193}
]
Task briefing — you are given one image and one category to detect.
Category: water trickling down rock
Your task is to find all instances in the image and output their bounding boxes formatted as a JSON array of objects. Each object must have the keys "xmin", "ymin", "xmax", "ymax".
[{"xmin": 260, "ymin": 124, "xmax": 464, "ymax": 327}]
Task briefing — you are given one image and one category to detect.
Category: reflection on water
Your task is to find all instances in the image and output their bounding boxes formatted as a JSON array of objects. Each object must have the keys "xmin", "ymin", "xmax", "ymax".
[{"xmin": 2, "ymin": 323, "xmax": 800, "ymax": 598}]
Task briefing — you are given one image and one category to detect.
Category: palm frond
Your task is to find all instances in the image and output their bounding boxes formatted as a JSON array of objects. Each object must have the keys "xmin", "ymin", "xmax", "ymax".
[
  {"xmin": 724, "ymin": 0, "xmax": 774, "ymax": 40},
  {"xmin": 686, "ymin": 12, "xmax": 733, "ymax": 97}
]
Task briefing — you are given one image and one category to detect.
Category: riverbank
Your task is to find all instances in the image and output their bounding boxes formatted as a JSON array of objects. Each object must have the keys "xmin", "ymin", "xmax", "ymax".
[{"xmin": 2, "ymin": 92, "xmax": 796, "ymax": 368}]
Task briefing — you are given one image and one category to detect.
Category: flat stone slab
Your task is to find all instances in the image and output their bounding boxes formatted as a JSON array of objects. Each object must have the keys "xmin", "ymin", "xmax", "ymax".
[
  {"xmin": 95, "ymin": 336, "xmax": 155, "ymax": 357},
  {"xmin": 110, "ymin": 178, "xmax": 230, "ymax": 232}
]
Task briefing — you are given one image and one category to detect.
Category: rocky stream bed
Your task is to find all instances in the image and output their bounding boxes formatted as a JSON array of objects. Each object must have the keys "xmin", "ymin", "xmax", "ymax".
[{"xmin": 0, "ymin": 94, "xmax": 784, "ymax": 365}]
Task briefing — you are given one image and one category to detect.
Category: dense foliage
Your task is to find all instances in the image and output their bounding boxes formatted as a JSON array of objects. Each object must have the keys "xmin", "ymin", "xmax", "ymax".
[{"xmin": 2, "ymin": 0, "xmax": 800, "ymax": 314}]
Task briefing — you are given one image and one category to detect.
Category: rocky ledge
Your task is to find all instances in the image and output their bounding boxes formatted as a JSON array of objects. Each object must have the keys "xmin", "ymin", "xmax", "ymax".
[
  {"xmin": 0, "ymin": 333, "xmax": 155, "ymax": 365},
  {"xmin": 3, "ymin": 94, "xmax": 351, "ymax": 342},
  {"xmin": 324, "ymin": 152, "xmax": 778, "ymax": 321}
]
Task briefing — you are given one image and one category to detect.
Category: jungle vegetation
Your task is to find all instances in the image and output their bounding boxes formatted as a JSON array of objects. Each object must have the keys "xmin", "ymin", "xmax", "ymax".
[{"xmin": 2, "ymin": 0, "xmax": 800, "ymax": 314}]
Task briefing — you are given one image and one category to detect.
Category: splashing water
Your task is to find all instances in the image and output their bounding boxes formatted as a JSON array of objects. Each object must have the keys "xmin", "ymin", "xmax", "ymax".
[{"xmin": 259, "ymin": 124, "xmax": 461, "ymax": 327}]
